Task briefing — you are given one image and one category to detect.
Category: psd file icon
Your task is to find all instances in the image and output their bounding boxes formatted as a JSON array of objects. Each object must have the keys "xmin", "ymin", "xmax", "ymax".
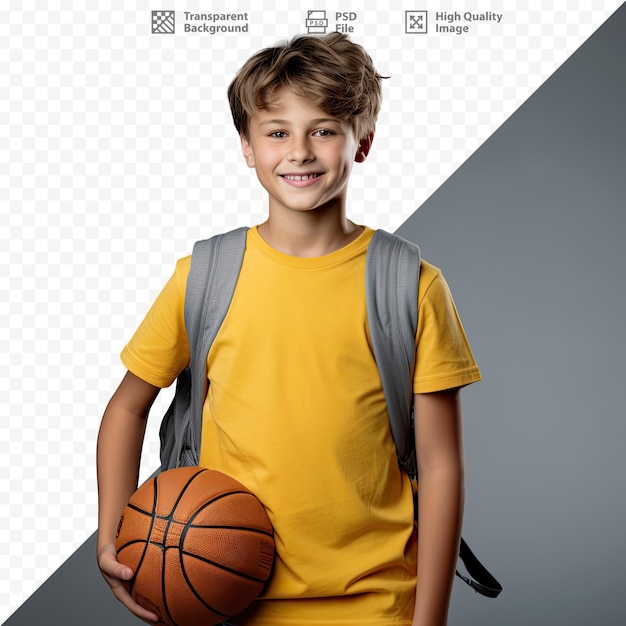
[{"xmin": 306, "ymin": 10, "xmax": 328, "ymax": 34}]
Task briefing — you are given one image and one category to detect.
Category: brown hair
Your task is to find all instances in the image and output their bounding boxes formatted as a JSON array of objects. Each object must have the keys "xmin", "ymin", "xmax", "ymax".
[{"xmin": 227, "ymin": 33, "xmax": 385, "ymax": 140}]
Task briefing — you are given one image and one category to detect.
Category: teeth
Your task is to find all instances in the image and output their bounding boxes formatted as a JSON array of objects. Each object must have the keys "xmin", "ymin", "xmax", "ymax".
[{"xmin": 283, "ymin": 174, "xmax": 320, "ymax": 180}]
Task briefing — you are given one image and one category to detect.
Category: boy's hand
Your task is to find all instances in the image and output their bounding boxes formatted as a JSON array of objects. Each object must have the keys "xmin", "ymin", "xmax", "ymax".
[{"xmin": 97, "ymin": 542, "xmax": 160, "ymax": 624}]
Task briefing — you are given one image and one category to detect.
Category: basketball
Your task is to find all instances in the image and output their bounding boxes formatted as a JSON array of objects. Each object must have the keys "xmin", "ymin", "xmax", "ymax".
[{"xmin": 115, "ymin": 466, "xmax": 275, "ymax": 626}]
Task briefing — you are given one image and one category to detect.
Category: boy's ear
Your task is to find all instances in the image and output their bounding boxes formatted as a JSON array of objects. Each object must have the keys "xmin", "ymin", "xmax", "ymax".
[
  {"xmin": 240, "ymin": 134, "xmax": 255, "ymax": 168},
  {"xmin": 355, "ymin": 132, "xmax": 374, "ymax": 163}
]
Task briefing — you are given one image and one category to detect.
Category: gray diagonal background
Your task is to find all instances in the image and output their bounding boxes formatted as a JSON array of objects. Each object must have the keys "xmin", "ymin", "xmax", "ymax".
[
  {"xmin": 399, "ymin": 3, "xmax": 626, "ymax": 624},
  {"xmin": 4, "ymin": 3, "xmax": 626, "ymax": 625}
]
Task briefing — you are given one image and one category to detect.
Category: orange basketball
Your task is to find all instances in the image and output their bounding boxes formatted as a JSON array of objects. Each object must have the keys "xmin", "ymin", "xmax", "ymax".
[{"xmin": 115, "ymin": 466, "xmax": 275, "ymax": 626}]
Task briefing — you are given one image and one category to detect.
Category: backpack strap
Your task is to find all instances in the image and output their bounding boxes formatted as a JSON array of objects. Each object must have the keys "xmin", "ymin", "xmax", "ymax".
[
  {"xmin": 457, "ymin": 538, "xmax": 503, "ymax": 598},
  {"xmin": 159, "ymin": 227, "xmax": 248, "ymax": 470},
  {"xmin": 365, "ymin": 229, "xmax": 502, "ymax": 598},
  {"xmin": 365, "ymin": 229, "xmax": 420, "ymax": 478}
]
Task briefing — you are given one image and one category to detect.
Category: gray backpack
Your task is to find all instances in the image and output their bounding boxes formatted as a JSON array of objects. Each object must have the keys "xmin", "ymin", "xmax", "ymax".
[{"xmin": 158, "ymin": 226, "xmax": 501, "ymax": 598}]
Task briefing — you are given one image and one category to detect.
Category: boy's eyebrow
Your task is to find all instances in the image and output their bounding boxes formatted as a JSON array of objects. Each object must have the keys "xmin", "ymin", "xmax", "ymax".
[{"xmin": 258, "ymin": 117, "xmax": 341, "ymax": 127}]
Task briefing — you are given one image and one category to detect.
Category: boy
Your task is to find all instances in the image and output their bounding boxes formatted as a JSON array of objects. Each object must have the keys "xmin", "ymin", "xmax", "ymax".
[{"xmin": 97, "ymin": 33, "xmax": 481, "ymax": 626}]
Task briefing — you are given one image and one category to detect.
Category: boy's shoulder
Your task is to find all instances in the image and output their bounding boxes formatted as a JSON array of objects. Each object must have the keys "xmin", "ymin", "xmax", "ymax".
[
  {"xmin": 170, "ymin": 254, "xmax": 192, "ymax": 284},
  {"xmin": 417, "ymin": 258, "xmax": 446, "ymax": 307},
  {"xmin": 419, "ymin": 257, "xmax": 441, "ymax": 283}
]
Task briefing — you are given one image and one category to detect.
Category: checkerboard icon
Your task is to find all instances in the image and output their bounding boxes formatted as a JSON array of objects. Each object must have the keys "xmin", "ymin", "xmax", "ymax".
[
  {"xmin": 152, "ymin": 10, "xmax": 175, "ymax": 34},
  {"xmin": 405, "ymin": 11, "xmax": 427, "ymax": 34}
]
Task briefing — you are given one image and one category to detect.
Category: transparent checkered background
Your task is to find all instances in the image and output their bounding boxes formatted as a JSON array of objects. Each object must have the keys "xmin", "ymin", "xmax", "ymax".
[{"xmin": 0, "ymin": 0, "xmax": 620, "ymax": 620}]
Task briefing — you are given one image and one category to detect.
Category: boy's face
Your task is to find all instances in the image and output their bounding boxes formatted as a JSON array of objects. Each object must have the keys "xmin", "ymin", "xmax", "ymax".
[{"xmin": 240, "ymin": 88, "xmax": 372, "ymax": 217}]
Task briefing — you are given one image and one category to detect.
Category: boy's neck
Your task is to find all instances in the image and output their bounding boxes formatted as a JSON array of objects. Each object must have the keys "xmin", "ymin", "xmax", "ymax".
[{"xmin": 257, "ymin": 211, "xmax": 363, "ymax": 258}]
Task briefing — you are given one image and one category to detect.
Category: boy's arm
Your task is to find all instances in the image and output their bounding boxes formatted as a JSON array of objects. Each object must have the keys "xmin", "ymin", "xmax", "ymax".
[
  {"xmin": 96, "ymin": 370, "xmax": 161, "ymax": 623},
  {"xmin": 411, "ymin": 388, "xmax": 464, "ymax": 626}
]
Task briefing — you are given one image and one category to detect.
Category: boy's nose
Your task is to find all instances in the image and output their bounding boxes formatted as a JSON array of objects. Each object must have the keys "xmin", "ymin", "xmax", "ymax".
[{"xmin": 287, "ymin": 137, "xmax": 314, "ymax": 163}]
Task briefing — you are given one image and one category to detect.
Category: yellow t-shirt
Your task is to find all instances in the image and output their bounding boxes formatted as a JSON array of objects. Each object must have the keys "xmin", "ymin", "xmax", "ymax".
[{"xmin": 121, "ymin": 226, "xmax": 481, "ymax": 626}]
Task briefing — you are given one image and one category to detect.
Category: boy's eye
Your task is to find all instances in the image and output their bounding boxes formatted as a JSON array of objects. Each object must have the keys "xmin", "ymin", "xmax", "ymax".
[
  {"xmin": 313, "ymin": 129, "xmax": 335, "ymax": 137},
  {"xmin": 269, "ymin": 130, "xmax": 287, "ymax": 138}
]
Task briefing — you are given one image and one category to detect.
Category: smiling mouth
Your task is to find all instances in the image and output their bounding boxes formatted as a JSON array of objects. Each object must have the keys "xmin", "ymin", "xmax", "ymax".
[{"xmin": 281, "ymin": 173, "xmax": 323, "ymax": 181}]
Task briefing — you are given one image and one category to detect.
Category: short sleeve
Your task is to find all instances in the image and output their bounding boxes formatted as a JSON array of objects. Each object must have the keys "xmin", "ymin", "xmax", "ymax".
[
  {"xmin": 413, "ymin": 260, "xmax": 482, "ymax": 393},
  {"xmin": 120, "ymin": 256, "xmax": 192, "ymax": 388}
]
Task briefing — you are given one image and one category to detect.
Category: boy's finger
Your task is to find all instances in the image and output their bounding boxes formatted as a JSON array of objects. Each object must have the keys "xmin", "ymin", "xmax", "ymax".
[
  {"xmin": 98, "ymin": 549, "xmax": 134, "ymax": 580},
  {"xmin": 98, "ymin": 545, "xmax": 159, "ymax": 622},
  {"xmin": 110, "ymin": 583, "xmax": 160, "ymax": 623}
]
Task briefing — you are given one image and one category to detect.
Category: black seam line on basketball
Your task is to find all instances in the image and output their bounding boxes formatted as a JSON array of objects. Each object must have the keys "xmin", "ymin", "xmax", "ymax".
[
  {"xmin": 187, "ymin": 523, "xmax": 274, "ymax": 539},
  {"xmin": 165, "ymin": 467, "xmax": 208, "ymax": 518},
  {"xmin": 177, "ymin": 553, "xmax": 234, "ymax": 619},
  {"xmin": 186, "ymin": 490, "xmax": 261, "ymax": 527},
  {"xmin": 127, "ymin": 477, "xmax": 158, "ymax": 595},
  {"xmin": 161, "ymin": 468, "xmax": 207, "ymax": 529},
  {"xmin": 126, "ymin": 502, "xmax": 155, "ymax": 517},
  {"xmin": 177, "ymin": 490, "xmax": 263, "ymax": 560},
  {"xmin": 160, "ymin": 548, "xmax": 181, "ymax": 626},
  {"xmin": 175, "ymin": 489, "xmax": 270, "ymax": 577},
  {"xmin": 160, "ymin": 467, "xmax": 208, "ymax": 571},
  {"xmin": 156, "ymin": 466, "xmax": 219, "ymax": 626},
  {"xmin": 179, "ymin": 551, "xmax": 268, "ymax": 584},
  {"xmin": 144, "ymin": 524, "xmax": 273, "ymax": 542},
  {"xmin": 117, "ymin": 538, "xmax": 152, "ymax": 552},
  {"xmin": 156, "ymin": 474, "xmax": 207, "ymax": 626}
]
